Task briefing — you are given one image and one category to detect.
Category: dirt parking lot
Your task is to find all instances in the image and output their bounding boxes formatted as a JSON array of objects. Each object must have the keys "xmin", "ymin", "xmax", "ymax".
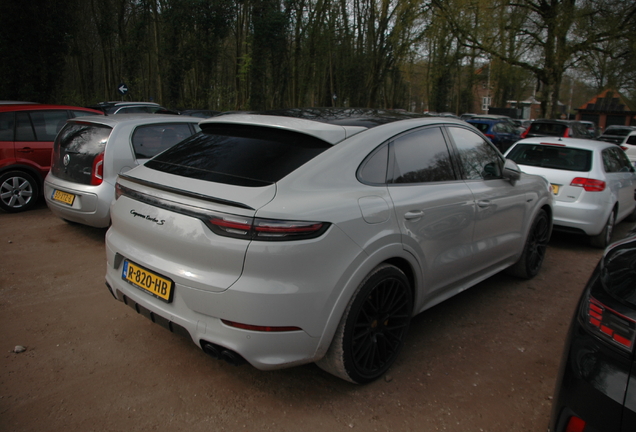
[{"xmin": 1, "ymin": 202, "xmax": 633, "ymax": 432}]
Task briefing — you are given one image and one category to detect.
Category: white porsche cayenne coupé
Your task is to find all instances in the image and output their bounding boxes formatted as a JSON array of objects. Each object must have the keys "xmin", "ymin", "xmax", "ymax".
[{"xmin": 104, "ymin": 108, "xmax": 553, "ymax": 383}]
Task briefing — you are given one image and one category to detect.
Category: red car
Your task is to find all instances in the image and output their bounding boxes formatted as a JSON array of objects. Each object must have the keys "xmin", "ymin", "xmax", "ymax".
[{"xmin": 0, "ymin": 104, "xmax": 103, "ymax": 212}]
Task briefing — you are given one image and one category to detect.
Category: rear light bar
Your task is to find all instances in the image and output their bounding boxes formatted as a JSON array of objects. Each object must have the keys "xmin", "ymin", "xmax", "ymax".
[
  {"xmin": 586, "ymin": 296, "xmax": 636, "ymax": 352},
  {"xmin": 221, "ymin": 319, "xmax": 301, "ymax": 332},
  {"xmin": 571, "ymin": 177, "xmax": 605, "ymax": 192},
  {"xmin": 206, "ymin": 214, "xmax": 329, "ymax": 241}
]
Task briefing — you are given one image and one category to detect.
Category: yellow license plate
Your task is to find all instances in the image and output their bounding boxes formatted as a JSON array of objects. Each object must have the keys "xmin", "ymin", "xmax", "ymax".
[
  {"xmin": 551, "ymin": 184, "xmax": 560, "ymax": 195},
  {"xmin": 122, "ymin": 260, "xmax": 174, "ymax": 302},
  {"xmin": 52, "ymin": 189, "xmax": 76, "ymax": 206}
]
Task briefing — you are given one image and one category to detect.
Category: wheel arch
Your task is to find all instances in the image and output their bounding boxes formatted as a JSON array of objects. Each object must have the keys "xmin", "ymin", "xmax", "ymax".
[{"xmin": 313, "ymin": 246, "xmax": 421, "ymax": 361}]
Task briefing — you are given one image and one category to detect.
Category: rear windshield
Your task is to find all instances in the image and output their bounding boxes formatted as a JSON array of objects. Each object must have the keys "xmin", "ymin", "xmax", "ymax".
[
  {"xmin": 507, "ymin": 144, "xmax": 592, "ymax": 171},
  {"xmin": 527, "ymin": 122, "xmax": 567, "ymax": 136},
  {"xmin": 600, "ymin": 240, "xmax": 636, "ymax": 308},
  {"xmin": 468, "ymin": 122, "xmax": 489, "ymax": 133},
  {"xmin": 51, "ymin": 123, "xmax": 112, "ymax": 184},
  {"xmin": 145, "ymin": 124, "xmax": 332, "ymax": 187}
]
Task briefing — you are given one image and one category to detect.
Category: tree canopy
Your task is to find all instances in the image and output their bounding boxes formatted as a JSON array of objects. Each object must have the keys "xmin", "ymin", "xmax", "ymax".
[{"xmin": 0, "ymin": 0, "xmax": 634, "ymax": 117}]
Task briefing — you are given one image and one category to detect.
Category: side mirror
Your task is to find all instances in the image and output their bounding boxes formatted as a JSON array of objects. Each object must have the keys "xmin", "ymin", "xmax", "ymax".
[{"xmin": 503, "ymin": 159, "xmax": 521, "ymax": 184}]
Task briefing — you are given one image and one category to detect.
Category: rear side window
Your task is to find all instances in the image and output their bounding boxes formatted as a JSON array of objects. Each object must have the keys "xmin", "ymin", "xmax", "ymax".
[
  {"xmin": 51, "ymin": 123, "xmax": 113, "ymax": 184},
  {"xmin": 0, "ymin": 112, "xmax": 14, "ymax": 141},
  {"xmin": 389, "ymin": 127, "xmax": 455, "ymax": 183},
  {"xmin": 627, "ymin": 135, "xmax": 636, "ymax": 145},
  {"xmin": 13, "ymin": 110, "xmax": 70, "ymax": 141},
  {"xmin": 131, "ymin": 123, "xmax": 196, "ymax": 159},
  {"xmin": 507, "ymin": 144, "xmax": 592, "ymax": 171},
  {"xmin": 603, "ymin": 147, "xmax": 633, "ymax": 173},
  {"xmin": 145, "ymin": 124, "xmax": 331, "ymax": 187}
]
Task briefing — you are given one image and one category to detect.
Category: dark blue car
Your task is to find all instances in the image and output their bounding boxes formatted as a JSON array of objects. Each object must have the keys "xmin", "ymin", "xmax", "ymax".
[{"xmin": 466, "ymin": 115, "xmax": 521, "ymax": 152}]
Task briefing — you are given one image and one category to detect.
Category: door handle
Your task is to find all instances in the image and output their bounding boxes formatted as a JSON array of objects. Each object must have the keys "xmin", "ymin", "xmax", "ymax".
[
  {"xmin": 477, "ymin": 200, "xmax": 491, "ymax": 208},
  {"xmin": 17, "ymin": 147, "xmax": 33, "ymax": 153},
  {"xmin": 404, "ymin": 210, "xmax": 424, "ymax": 220}
]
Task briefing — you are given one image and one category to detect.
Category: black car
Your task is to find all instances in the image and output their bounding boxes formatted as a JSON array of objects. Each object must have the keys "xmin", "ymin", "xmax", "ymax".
[
  {"xmin": 521, "ymin": 119, "xmax": 590, "ymax": 139},
  {"xmin": 549, "ymin": 235, "xmax": 636, "ymax": 432},
  {"xmin": 597, "ymin": 126, "xmax": 636, "ymax": 145}
]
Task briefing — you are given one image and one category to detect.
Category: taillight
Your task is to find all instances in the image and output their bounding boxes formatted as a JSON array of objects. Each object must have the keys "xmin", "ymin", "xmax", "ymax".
[
  {"xmin": 485, "ymin": 133, "xmax": 495, "ymax": 140},
  {"xmin": 91, "ymin": 152, "xmax": 104, "ymax": 185},
  {"xmin": 570, "ymin": 177, "xmax": 605, "ymax": 192},
  {"xmin": 565, "ymin": 416, "xmax": 586, "ymax": 432},
  {"xmin": 564, "ymin": 127, "xmax": 571, "ymax": 137},
  {"xmin": 521, "ymin": 127, "xmax": 529, "ymax": 138},
  {"xmin": 586, "ymin": 296, "xmax": 636, "ymax": 352},
  {"xmin": 621, "ymin": 146, "xmax": 629, "ymax": 151},
  {"xmin": 206, "ymin": 214, "xmax": 329, "ymax": 241}
]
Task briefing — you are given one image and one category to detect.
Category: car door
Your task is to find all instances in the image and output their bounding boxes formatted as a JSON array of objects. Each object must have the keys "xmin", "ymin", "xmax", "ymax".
[
  {"xmin": 603, "ymin": 147, "xmax": 636, "ymax": 221},
  {"xmin": 446, "ymin": 126, "xmax": 528, "ymax": 273},
  {"xmin": 386, "ymin": 126, "xmax": 477, "ymax": 300}
]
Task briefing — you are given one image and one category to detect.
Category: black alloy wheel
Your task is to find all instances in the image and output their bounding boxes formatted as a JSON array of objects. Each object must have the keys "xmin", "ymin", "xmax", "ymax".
[
  {"xmin": 506, "ymin": 209, "xmax": 550, "ymax": 279},
  {"xmin": 342, "ymin": 265, "xmax": 413, "ymax": 383}
]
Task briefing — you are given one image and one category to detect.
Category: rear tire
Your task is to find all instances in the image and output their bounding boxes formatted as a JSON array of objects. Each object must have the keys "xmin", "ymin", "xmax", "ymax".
[
  {"xmin": 0, "ymin": 171, "xmax": 39, "ymax": 213},
  {"xmin": 506, "ymin": 209, "xmax": 550, "ymax": 279},
  {"xmin": 590, "ymin": 209, "xmax": 615, "ymax": 249},
  {"xmin": 316, "ymin": 264, "xmax": 413, "ymax": 384}
]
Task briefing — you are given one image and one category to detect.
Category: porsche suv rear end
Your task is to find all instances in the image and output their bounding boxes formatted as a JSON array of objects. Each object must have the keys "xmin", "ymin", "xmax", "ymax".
[{"xmin": 105, "ymin": 117, "xmax": 366, "ymax": 369}]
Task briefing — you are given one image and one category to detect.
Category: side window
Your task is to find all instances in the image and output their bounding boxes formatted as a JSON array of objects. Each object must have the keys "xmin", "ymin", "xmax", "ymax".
[
  {"xmin": 132, "ymin": 123, "xmax": 195, "ymax": 159},
  {"xmin": 612, "ymin": 147, "xmax": 633, "ymax": 172},
  {"xmin": 492, "ymin": 123, "xmax": 505, "ymax": 133},
  {"xmin": 0, "ymin": 112, "xmax": 15, "ymax": 141},
  {"xmin": 627, "ymin": 135, "xmax": 636, "ymax": 145},
  {"xmin": 389, "ymin": 127, "xmax": 455, "ymax": 184},
  {"xmin": 448, "ymin": 126, "xmax": 503, "ymax": 180},
  {"xmin": 602, "ymin": 148, "xmax": 623, "ymax": 173},
  {"xmin": 29, "ymin": 110, "xmax": 70, "ymax": 141},
  {"xmin": 15, "ymin": 112, "xmax": 36, "ymax": 141},
  {"xmin": 358, "ymin": 144, "xmax": 389, "ymax": 184}
]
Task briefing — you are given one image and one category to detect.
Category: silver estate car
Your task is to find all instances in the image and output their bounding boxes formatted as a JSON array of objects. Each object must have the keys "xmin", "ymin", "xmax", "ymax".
[
  {"xmin": 44, "ymin": 114, "xmax": 201, "ymax": 227},
  {"xmin": 505, "ymin": 137, "xmax": 636, "ymax": 248},
  {"xmin": 105, "ymin": 109, "xmax": 553, "ymax": 383}
]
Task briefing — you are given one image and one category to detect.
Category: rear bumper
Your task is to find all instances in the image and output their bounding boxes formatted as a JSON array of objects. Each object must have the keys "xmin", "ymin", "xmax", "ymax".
[
  {"xmin": 552, "ymin": 200, "xmax": 609, "ymax": 236},
  {"xmin": 44, "ymin": 174, "xmax": 113, "ymax": 227}
]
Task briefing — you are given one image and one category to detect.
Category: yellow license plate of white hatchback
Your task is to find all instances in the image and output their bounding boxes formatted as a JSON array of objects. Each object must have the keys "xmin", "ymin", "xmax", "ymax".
[
  {"xmin": 52, "ymin": 189, "xmax": 76, "ymax": 206},
  {"xmin": 122, "ymin": 260, "xmax": 174, "ymax": 302},
  {"xmin": 551, "ymin": 184, "xmax": 560, "ymax": 195}
]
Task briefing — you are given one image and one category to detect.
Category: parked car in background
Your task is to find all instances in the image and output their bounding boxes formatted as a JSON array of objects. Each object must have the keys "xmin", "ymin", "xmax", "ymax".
[
  {"xmin": 613, "ymin": 131, "xmax": 636, "ymax": 167},
  {"xmin": 44, "ymin": 114, "xmax": 201, "ymax": 228},
  {"xmin": 87, "ymin": 101, "xmax": 173, "ymax": 115},
  {"xmin": 104, "ymin": 109, "xmax": 552, "ymax": 383},
  {"xmin": 0, "ymin": 104, "xmax": 103, "ymax": 212},
  {"xmin": 548, "ymin": 234, "xmax": 636, "ymax": 432},
  {"xmin": 520, "ymin": 119, "xmax": 590, "ymax": 139},
  {"xmin": 505, "ymin": 136, "xmax": 636, "ymax": 248},
  {"xmin": 460, "ymin": 113, "xmax": 477, "ymax": 121},
  {"xmin": 466, "ymin": 115, "xmax": 521, "ymax": 152},
  {"xmin": 579, "ymin": 120, "xmax": 598, "ymax": 138},
  {"xmin": 597, "ymin": 125, "xmax": 636, "ymax": 145}
]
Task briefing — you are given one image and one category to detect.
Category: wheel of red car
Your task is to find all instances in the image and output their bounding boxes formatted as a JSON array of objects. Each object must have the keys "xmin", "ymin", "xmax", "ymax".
[{"xmin": 0, "ymin": 171, "xmax": 39, "ymax": 213}]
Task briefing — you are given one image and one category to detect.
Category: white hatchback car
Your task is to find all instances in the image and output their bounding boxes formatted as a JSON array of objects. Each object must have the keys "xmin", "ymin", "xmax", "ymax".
[
  {"xmin": 44, "ymin": 114, "xmax": 201, "ymax": 227},
  {"xmin": 505, "ymin": 136, "xmax": 636, "ymax": 248},
  {"xmin": 105, "ymin": 109, "xmax": 553, "ymax": 383}
]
